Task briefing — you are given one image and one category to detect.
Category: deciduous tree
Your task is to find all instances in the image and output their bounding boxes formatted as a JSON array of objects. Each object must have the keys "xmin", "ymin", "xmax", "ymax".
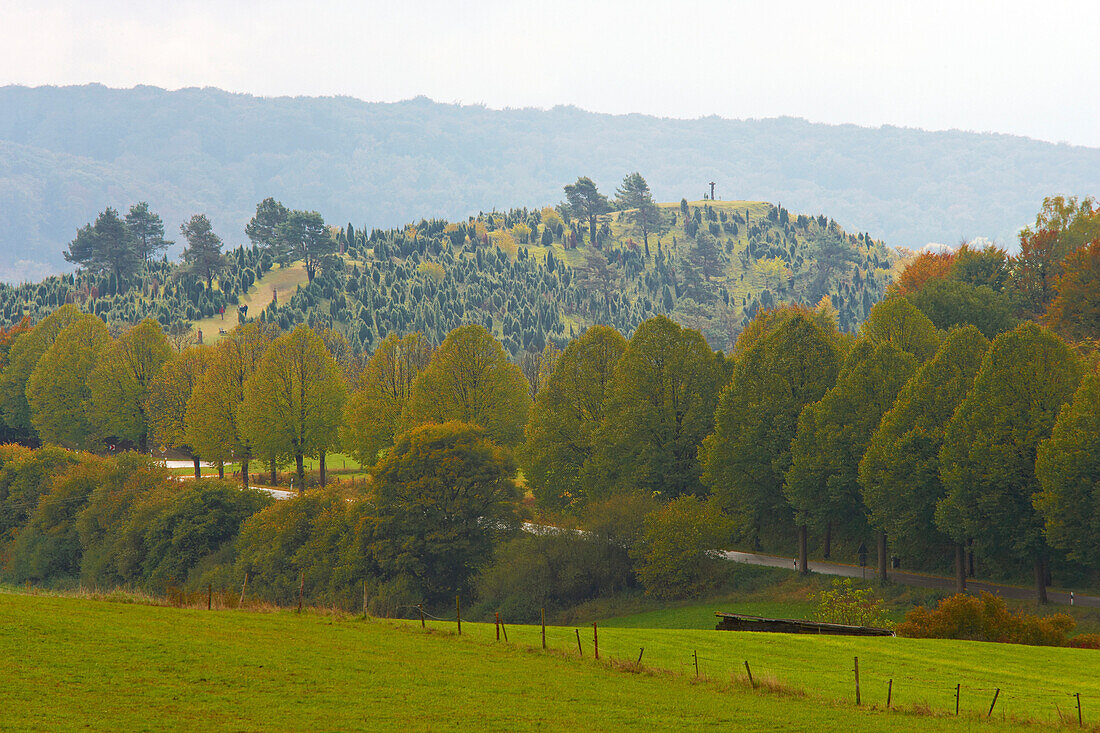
[
  {"xmin": 25, "ymin": 314, "xmax": 110, "ymax": 449},
  {"xmin": 368, "ymin": 421, "xmax": 519, "ymax": 604},
  {"xmin": 936, "ymin": 323, "xmax": 1083, "ymax": 603},
  {"xmin": 87, "ymin": 319, "xmax": 173, "ymax": 451},
  {"xmin": 592, "ymin": 316, "xmax": 722, "ymax": 499},
  {"xmin": 785, "ymin": 340, "xmax": 918, "ymax": 565},
  {"xmin": 187, "ymin": 322, "xmax": 278, "ymax": 485},
  {"xmin": 703, "ymin": 309, "xmax": 841, "ymax": 553},
  {"xmin": 1044, "ymin": 239, "xmax": 1100, "ymax": 343},
  {"xmin": 520, "ymin": 326, "xmax": 627, "ymax": 510},
  {"xmin": 241, "ymin": 326, "xmax": 347, "ymax": 491},
  {"xmin": 404, "ymin": 325, "xmax": 531, "ymax": 446},
  {"xmin": 147, "ymin": 346, "xmax": 211, "ymax": 478},
  {"xmin": 343, "ymin": 331, "xmax": 433, "ymax": 466},
  {"xmin": 0, "ymin": 305, "xmax": 82, "ymax": 436},
  {"xmin": 1035, "ymin": 369, "xmax": 1100, "ymax": 568},
  {"xmin": 859, "ymin": 326, "xmax": 989, "ymax": 585}
]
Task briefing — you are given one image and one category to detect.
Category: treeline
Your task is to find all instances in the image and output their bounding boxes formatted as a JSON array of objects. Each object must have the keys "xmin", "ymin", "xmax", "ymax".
[
  {"xmin": 0, "ymin": 173, "xmax": 897, "ymax": 357},
  {"xmin": 0, "ymin": 195, "xmax": 1095, "ymax": 613}
]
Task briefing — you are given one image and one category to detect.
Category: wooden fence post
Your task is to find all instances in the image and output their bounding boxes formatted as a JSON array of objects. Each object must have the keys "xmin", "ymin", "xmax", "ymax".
[
  {"xmin": 955, "ymin": 684, "xmax": 960, "ymax": 715},
  {"xmin": 853, "ymin": 656, "xmax": 861, "ymax": 705},
  {"xmin": 887, "ymin": 678, "xmax": 892, "ymax": 708},
  {"xmin": 1076, "ymin": 692, "xmax": 1082, "ymax": 727},
  {"xmin": 987, "ymin": 688, "xmax": 999, "ymax": 718},
  {"xmin": 239, "ymin": 572, "xmax": 249, "ymax": 607},
  {"xmin": 363, "ymin": 581, "xmax": 368, "ymax": 617},
  {"xmin": 418, "ymin": 604, "xmax": 425, "ymax": 628},
  {"xmin": 207, "ymin": 583, "xmax": 212, "ymax": 611},
  {"xmin": 575, "ymin": 629, "xmax": 583, "ymax": 657},
  {"xmin": 637, "ymin": 648, "xmax": 644, "ymax": 664},
  {"xmin": 495, "ymin": 612, "xmax": 500, "ymax": 641},
  {"xmin": 744, "ymin": 660, "xmax": 754, "ymax": 689},
  {"xmin": 456, "ymin": 596, "xmax": 461, "ymax": 635},
  {"xmin": 693, "ymin": 650, "xmax": 699, "ymax": 678},
  {"xmin": 541, "ymin": 608, "xmax": 546, "ymax": 650},
  {"xmin": 593, "ymin": 622, "xmax": 598, "ymax": 660}
]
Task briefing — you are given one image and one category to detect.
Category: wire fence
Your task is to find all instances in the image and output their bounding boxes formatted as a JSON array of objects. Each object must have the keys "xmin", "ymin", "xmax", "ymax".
[{"xmin": 385, "ymin": 608, "xmax": 1097, "ymax": 728}]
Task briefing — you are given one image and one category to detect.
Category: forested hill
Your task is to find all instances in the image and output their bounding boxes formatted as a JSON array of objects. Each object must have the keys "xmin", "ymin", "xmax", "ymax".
[
  {"xmin": 3, "ymin": 84, "xmax": 1100, "ymax": 281},
  {"xmin": 0, "ymin": 198, "xmax": 898, "ymax": 353}
]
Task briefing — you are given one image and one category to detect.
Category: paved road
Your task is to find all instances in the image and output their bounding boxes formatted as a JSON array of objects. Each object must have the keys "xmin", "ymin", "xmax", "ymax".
[{"xmin": 722, "ymin": 550, "xmax": 1100, "ymax": 608}]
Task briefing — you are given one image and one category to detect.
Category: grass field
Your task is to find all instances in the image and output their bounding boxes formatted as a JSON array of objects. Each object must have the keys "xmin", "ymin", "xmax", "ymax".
[{"xmin": 2, "ymin": 591, "xmax": 1097, "ymax": 731}]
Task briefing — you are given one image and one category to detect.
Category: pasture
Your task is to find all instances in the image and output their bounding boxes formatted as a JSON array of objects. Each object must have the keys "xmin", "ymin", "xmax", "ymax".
[{"xmin": 2, "ymin": 590, "xmax": 1097, "ymax": 731}]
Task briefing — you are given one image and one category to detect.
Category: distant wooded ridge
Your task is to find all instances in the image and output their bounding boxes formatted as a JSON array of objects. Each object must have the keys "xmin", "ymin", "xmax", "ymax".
[{"xmin": 1, "ymin": 83, "xmax": 1099, "ymax": 281}]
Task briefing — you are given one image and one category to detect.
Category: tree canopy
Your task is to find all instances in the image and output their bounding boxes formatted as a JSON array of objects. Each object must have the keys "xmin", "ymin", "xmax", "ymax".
[
  {"xmin": 241, "ymin": 325, "xmax": 347, "ymax": 490},
  {"xmin": 87, "ymin": 319, "xmax": 173, "ymax": 451},
  {"xmin": 703, "ymin": 307, "xmax": 841, "ymax": 547},
  {"xmin": 404, "ymin": 324, "xmax": 531, "ymax": 446},
  {"xmin": 936, "ymin": 323, "xmax": 1083, "ymax": 601},
  {"xmin": 25, "ymin": 314, "xmax": 110, "ymax": 449},
  {"xmin": 520, "ymin": 325, "xmax": 627, "ymax": 510},
  {"xmin": 591, "ymin": 315, "xmax": 723, "ymax": 499},
  {"xmin": 367, "ymin": 421, "xmax": 519, "ymax": 604},
  {"xmin": 859, "ymin": 326, "xmax": 990, "ymax": 562},
  {"xmin": 342, "ymin": 331, "xmax": 433, "ymax": 466}
]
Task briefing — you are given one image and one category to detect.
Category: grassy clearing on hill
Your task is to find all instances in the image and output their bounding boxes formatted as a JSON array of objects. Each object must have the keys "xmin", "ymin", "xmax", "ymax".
[
  {"xmin": 190, "ymin": 261, "xmax": 310, "ymax": 342},
  {"xmin": 2, "ymin": 590, "xmax": 1097, "ymax": 731}
]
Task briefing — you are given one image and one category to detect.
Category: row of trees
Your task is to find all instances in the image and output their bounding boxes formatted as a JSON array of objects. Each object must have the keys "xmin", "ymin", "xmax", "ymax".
[
  {"xmin": 0, "ymin": 294, "xmax": 1096, "ymax": 607},
  {"xmin": 0, "ymin": 422, "xmax": 520, "ymax": 609}
]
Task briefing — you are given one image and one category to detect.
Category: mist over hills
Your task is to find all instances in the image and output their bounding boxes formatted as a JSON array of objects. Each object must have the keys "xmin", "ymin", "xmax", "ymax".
[{"xmin": 2, "ymin": 83, "xmax": 1099, "ymax": 282}]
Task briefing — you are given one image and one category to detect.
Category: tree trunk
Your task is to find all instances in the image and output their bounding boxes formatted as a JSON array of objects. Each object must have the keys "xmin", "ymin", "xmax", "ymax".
[
  {"xmin": 319, "ymin": 450, "xmax": 326, "ymax": 487},
  {"xmin": 967, "ymin": 539, "xmax": 975, "ymax": 577},
  {"xmin": 217, "ymin": 461, "xmax": 224, "ymax": 480},
  {"xmin": 798, "ymin": 525, "xmax": 808, "ymax": 575},
  {"xmin": 241, "ymin": 458, "xmax": 249, "ymax": 489},
  {"xmin": 270, "ymin": 458, "xmax": 277, "ymax": 486},
  {"xmin": 1035, "ymin": 555, "xmax": 1049, "ymax": 605},
  {"xmin": 589, "ymin": 216, "xmax": 598, "ymax": 249},
  {"xmin": 955, "ymin": 544, "xmax": 967, "ymax": 593},
  {"xmin": 193, "ymin": 455, "xmax": 201, "ymax": 480},
  {"xmin": 823, "ymin": 522, "xmax": 832, "ymax": 559},
  {"xmin": 296, "ymin": 453, "xmax": 305, "ymax": 496},
  {"xmin": 877, "ymin": 530, "xmax": 888, "ymax": 583}
]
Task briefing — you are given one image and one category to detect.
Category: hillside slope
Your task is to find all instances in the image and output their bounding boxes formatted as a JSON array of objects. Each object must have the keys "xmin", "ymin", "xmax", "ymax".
[
  {"xmin": 0, "ymin": 199, "xmax": 897, "ymax": 351},
  {"xmin": 2, "ymin": 84, "xmax": 1099, "ymax": 280}
]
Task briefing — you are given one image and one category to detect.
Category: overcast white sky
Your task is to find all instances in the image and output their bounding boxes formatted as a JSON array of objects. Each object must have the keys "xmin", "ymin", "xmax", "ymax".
[{"xmin": 3, "ymin": 0, "xmax": 1099, "ymax": 147}]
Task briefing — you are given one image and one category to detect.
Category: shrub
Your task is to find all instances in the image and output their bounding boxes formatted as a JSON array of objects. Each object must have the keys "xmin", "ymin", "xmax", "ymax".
[
  {"xmin": 633, "ymin": 496, "xmax": 731, "ymax": 599},
  {"xmin": 812, "ymin": 578, "xmax": 894, "ymax": 628},
  {"xmin": 1068, "ymin": 634, "xmax": 1100, "ymax": 650},
  {"xmin": 896, "ymin": 592, "xmax": 1075, "ymax": 646}
]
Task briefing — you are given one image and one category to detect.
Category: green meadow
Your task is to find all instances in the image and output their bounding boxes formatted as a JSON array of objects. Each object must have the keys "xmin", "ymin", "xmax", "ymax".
[{"xmin": 2, "ymin": 591, "xmax": 1097, "ymax": 731}]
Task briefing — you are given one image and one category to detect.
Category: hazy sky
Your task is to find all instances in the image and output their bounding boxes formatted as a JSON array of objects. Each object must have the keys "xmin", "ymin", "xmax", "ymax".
[{"xmin": 4, "ymin": 0, "xmax": 1099, "ymax": 148}]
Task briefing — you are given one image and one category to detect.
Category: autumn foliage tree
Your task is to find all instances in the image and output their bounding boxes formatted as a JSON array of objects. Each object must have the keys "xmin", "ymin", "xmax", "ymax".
[
  {"xmin": 87, "ymin": 319, "xmax": 173, "ymax": 451},
  {"xmin": 404, "ymin": 325, "xmax": 531, "ymax": 446},
  {"xmin": 342, "ymin": 332, "xmax": 433, "ymax": 467},
  {"xmin": 1044, "ymin": 239, "xmax": 1100, "ymax": 344},
  {"xmin": 242, "ymin": 326, "xmax": 347, "ymax": 491}
]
